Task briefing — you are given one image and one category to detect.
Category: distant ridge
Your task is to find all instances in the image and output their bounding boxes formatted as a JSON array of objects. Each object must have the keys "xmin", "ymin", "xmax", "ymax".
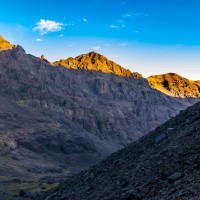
[
  {"xmin": 147, "ymin": 73, "xmax": 200, "ymax": 98},
  {"xmin": 54, "ymin": 51, "xmax": 200, "ymax": 98},
  {"xmin": 0, "ymin": 35, "xmax": 15, "ymax": 50},
  {"xmin": 1, "ymin": 35, "xmax": 199, "ymax": 99},
  {"xmin": 53, "ymin": 51, "xmax": 143, "ymax": 78}
]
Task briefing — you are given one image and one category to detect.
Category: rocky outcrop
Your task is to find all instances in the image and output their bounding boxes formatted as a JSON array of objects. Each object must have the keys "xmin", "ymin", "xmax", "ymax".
[
  {"xmin": 147, "ymin": 73, "xmax": 200, "ymax": 98},
  {"xmin": 195, "ymin": 80, "xmax": 200, "ymax": 86},
  {"xmin": 53, "ymin": 51, "xmax": 143, "ymax": 78},
  {"xmin": 0, "ymin": 35, "xmax": 15, "ymax": 50},
  {"xmin": 37, "ymin": 101, "xmax": 200, "ymax": 200}
]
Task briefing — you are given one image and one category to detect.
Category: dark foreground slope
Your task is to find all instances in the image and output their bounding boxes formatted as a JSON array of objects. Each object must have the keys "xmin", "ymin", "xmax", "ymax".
[{"xmin": 38, "ymin": 102, "xmax": 200, "ymax": 200}]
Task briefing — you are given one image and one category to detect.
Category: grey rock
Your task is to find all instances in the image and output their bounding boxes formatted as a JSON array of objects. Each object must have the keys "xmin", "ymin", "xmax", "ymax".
[
  {"xmin": 35, "ymin": 102, "xmax": 200, "ymax": 200},
  {"xmin": 168, "ymin": 172, "xmax": 182, "ymax": 183}
]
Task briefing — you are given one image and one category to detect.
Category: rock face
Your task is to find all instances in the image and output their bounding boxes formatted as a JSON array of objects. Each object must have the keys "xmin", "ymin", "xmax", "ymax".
[
  {"xmin": 0, "ymin": 35, "xmax": 15, "ymax": 50},
  {"xmin": 0, "ymin": 44, "xmax": 199, "ymax": 181},
  {"xmin": 37, "ymin": 102, "xmax": 200, "ymax": 200},
  {"xmin": 147, "ymin": 73, "xmax": 200, "ymax": 98},
  {"xmin": 53, "ymin": 51, "xmax": 143, "ymax": 78}
]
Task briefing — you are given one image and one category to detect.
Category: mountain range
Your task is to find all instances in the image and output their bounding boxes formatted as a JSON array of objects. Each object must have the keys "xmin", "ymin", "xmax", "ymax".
[
  {"xmin": 0, "ymin": 36, "xmax": 199, "ymax": 198},
  {"xmin": 52, "ymin": 48, "xmax": 200, "ymax": 99}
]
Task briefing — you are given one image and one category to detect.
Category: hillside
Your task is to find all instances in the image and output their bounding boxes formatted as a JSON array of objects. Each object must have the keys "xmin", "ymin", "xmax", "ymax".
[
  {"xmin": 147, "ymin": 73, "xmax": 200, "ymax": 98},
  {"xmin": 53, "ymin": 51, "xmax": 143, "ymax": 78},
  {"xmin": 0, "ymin": 42, "xmax": 198, "ymax": 180},
  {"xmin": 38, "ymin": 101, "xmax": 200, "ymax": 200},
  {"xmin": 0, "ymin": 37, "xmax": 199, "ymax": 199}
]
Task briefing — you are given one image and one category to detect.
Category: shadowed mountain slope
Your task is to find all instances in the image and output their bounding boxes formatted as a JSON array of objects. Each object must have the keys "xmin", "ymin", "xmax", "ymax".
[
  {"xmin": 147, "ymin": 73, "xmax": 200, "ymax": 98},
  {"xmin": 37, "ymin": 101, "xmax": 200, "ymax": 200},
  {"xmin": 0, "ymin": 37, "xmax": 199, "ymax": 182}
]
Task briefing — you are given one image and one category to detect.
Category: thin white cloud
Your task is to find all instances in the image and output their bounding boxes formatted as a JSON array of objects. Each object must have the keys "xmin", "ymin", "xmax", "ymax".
[
  {"xmin": 58, "ymin": 34, "xmax": 64, "ymax": 37},
  {"xmin": 110, "ymin": 24, "xmax": 120, "ymax": 29},
  {"xmin": 33, "ymin": 19, "xmax": 64, "ymax": 35},
  {"xmin": 110, "ymin": 23, "xmax": 126, "ymax": 29},
  {"xmin": 35, "ymin": 38, "xmax": 43, "ymax": 42},
  {"xmin": 122, "ymin": 13, "xmax": 132, "ymax": 18},
  {"xmin": 93, "ymin": 46, "xmax": 101, "ymax": 50},
  {"xmin": 118, "ymin": 20, "xmax": 125, "ymax": 23},
  {"xmin": 122, "ymin": 12, "xmax": 148, "ymax": 19},
  {"xmin": 83, "ymin": 18, "xmax": 88, "ymax": 22}
]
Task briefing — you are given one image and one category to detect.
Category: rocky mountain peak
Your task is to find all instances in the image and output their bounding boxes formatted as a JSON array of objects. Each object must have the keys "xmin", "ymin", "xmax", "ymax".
[
  {"xmin": 76, "ymin": 51, "xmax": 106, "ymax": 60},
  {"xmin": 53, "ymin": 51, "xmax": 143, "ymax": 78},
  {"xmin": 0, "ymin": 35, "xmax": 15, "ymax": 50},
  {"xmin": 147, "ymin": 72, "xmax": 200, "ymax": 98}
]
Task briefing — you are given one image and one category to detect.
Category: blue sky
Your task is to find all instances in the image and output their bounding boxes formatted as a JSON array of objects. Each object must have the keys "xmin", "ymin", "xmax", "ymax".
[{"xmin": 0, "ymin": 0, "xmax": 200, "ymax": 80}]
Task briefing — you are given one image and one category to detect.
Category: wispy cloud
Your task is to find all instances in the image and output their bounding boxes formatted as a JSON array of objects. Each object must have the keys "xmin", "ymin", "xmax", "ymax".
[
  {"xmin": 110, "ymin": 23, "xmax": 126, "ymax": 29},
  {"xmin": 118, "ymin": 20, "xmax": 125, "ymax": 23},
  {"xmin": 110, "ymin": 24, "xmax": 121, "ymax": 29},
  {"xmin": 122, "ymin": 13, "xmax": 132, "ymax": 18},
  {"xmin": 33, "ymin": 19, "xmax": 64, "ymax": 35},
  {"xmin": 35, "ymin": 38, "xmax": 43, "ymax": 42},
  {"xmin": 133, "ymin": 30, "xmax": 140, "ymax": 33},
  {"xmin": 122, "ymin": 12, "xmax": 148, "ymax": 19},
  {"xmin": 83, "ymin": 18, "xmax": 88, "ymax": 22}
]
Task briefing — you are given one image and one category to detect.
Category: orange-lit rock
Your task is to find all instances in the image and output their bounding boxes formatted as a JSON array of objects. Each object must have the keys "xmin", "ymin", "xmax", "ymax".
[
  {"xmin": 0, "ymin": 35, "xmax": 15, "ymax": 50},
  {"xmin": 53, "ymin": 51, "xmax": 143, "ymax": 78},
  {"xmin": 147, "ymin": 73, "xmax": 200, "ymax": 98}
]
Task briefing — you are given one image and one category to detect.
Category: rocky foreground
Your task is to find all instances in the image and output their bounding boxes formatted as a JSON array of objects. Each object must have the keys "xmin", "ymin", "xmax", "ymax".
[{"xmin": 36, "ymin": 102, "xmax": 200, "ymax": 200}]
